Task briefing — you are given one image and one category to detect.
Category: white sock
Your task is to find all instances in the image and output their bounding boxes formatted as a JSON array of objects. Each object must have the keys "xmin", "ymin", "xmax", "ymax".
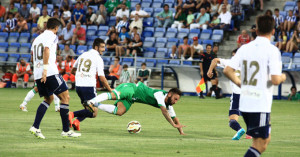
[
  {"xmin": 98, "ymin": 104, "xmax": 117, "ymax": 115},
  {"xmin": 92, "ymin": 93, "xmax": 112, "ymax": 105},
  {"xmin": 53, "ymin": 94, "xmax": 60, "ymax": 107},
  {"xmin": 23, "ymin": 89, "xmax": 36, "ymax": 105}
]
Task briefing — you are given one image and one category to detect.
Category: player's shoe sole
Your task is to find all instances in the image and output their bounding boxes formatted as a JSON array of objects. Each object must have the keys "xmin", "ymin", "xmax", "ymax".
[
  {"xmin": 232, "ymin": 128, "xmax": 246, "ymax": 140},
  {"xmin": 72, "ymin": 119, "xmax": 80, "ymax": 131},
  {"xmin": 82, "ymin": 100, "xmax": 95, "ymax": 113},
  {"xmin": 68, "ymin": 112, "xmax": 74, "ymax": 128}
]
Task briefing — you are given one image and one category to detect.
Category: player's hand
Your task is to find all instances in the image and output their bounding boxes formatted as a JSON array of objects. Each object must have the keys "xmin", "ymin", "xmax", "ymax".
[
  {"xmin": 41, "ymin": 70, "xmax": 47, "ymax": 83},
  {"xmin": 281, "ymin": 73, "xmax": 286, "ymax": 82},
  {"xmin": 207, "ymin": 71, "xmax": 213, "ymax": 78},
  {"xmin": 200, "ymin": 71, "xmax": 203, "ymax": 77}
]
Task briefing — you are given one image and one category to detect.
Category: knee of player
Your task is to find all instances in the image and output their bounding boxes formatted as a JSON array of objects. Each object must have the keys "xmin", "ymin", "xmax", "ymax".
[
  {"xmin": 92, "ymin": 113, "xmax": 98, "ymax": 118},
  {"xmin": 116, "ymin": 112, "xmax": 124, "ymax": 116}
]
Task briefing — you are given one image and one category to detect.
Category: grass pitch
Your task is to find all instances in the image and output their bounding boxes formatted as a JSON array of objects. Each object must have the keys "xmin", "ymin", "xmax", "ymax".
[{"xmin": 0, "ymin": 88, "xmax": 299, "ymax": 157}]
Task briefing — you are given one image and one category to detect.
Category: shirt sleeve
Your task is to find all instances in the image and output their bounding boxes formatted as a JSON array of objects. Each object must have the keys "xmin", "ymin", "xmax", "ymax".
[
  {"xmin": 97, "ymin": 56, "xmax": 105, "ymax": 76},
  {"xmin": 268, "ymin": 48, "xmax": 282, "ymax": 75},
  {"xmin": 167, "ymin": 106, "xmax": 176, "ymax": 118},
  {"xmin": 154, "ymin": 91, "xmax": 166, "ymax": 107},
  {"xmin": 227, "ymin": 49, "xmax": 241, "ymax": 70},
  {"xmin": 218, "ymin": 58, "xmax": 229, "ymax": 68}
]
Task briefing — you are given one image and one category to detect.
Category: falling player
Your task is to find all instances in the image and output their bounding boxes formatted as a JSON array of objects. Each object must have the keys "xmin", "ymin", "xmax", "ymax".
[
  {"xmin": 68, "ymin": 38, "xmax": 112, "ymax": 131},
  {"xmin": 81, "ymin": 82, "xmax": 185, "ymax": 135},
  {"xmin": 207, "ymin": 49, "xmax": 252, "ymax": 140},
  {"xmin": 29, "ymin": 18, "xmax": 81, "ymax": 139},
  {"xmin": 224, "ymin": 15, "xmax": 286, "ymax": 157}
]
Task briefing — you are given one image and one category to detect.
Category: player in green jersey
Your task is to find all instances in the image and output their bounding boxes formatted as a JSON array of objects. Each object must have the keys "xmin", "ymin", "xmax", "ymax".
[{"xmin": 70, "ymin": 82, "xmax": 185, "ymax": 135}]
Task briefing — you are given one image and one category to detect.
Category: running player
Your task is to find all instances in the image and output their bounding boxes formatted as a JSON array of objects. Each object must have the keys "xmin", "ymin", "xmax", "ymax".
[
  {"xmin": 83, "ymin": 82, "xmax": 185, "ymax": 135},
  {"xmin": 68, "ymin": 38, "xmax": 112, "ymax": 131},
  {"xmin": 207, "ymin": 49, "xmax": 251, "ymax": 140},
  {"xmin": 29, "ymin": 18, "xmax": 81, "ymax": 139},
  {"xmin": 224, "ymin": 15, "xmax": 286, "ymax": 156}
]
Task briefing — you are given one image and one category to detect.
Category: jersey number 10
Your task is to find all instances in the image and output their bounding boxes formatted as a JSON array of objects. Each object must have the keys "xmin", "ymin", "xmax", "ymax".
[
  {"xmin": 242, "ymin": 60, "xmax": 259, "ymax": 86},
  {"xmin": 33, "ymin": 43, "xmax": 44, "ymax": 62}
]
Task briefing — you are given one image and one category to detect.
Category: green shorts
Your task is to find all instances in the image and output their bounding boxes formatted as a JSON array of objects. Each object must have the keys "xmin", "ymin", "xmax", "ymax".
[{"xmin": 112, "ymin": 83, "xmax": 136, "ymax": 112}]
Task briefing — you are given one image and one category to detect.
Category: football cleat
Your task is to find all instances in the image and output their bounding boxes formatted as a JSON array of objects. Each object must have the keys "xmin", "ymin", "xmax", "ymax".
[
  {"xmin": 29, "ymin": 126, "xmax": 45, "ymax": 139},
  {"xmin": 245, "ymin": 134, "xmax": 253, "ymax": 139},
  {"xmin": 55, "ymin": 106, "xmax": 60, "ymax": 112},
  {"xmin": 72, "ymin": 119, "xmax": 80, "ymax": 131},
  {"xmin": 82, "ymin": 100, "xmax": 95, "ymax": 113},
  {"xmin": 232, "ymin": 128, "xmax": 246, "ymax": 140},
  {"xmin": 20, "ymin": 102, "xmax": 28, "ymax": 112},
  {"xmin": 61, "ymin": 130, "xmax": 81, "ymax": 138},
  {"xmin": 68, "ymin": 112, "xmax": 74, "ymax": 128}
]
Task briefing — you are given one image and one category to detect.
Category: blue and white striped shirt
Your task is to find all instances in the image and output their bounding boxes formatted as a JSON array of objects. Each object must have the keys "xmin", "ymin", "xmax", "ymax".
[
  {"xmin": 116, "ymin": 20, "xmax": 129, "ymax": 33},
  {"xmin": 273, "ymin": 15, "xmax": 284, "ymax": 27},
  {"xmin": 6, "ymin": 18, "xmax": 17, "ymax": 30},
  {"xmin": 285, "ymin": 15, "xmax": 297, "ymax": 22}
]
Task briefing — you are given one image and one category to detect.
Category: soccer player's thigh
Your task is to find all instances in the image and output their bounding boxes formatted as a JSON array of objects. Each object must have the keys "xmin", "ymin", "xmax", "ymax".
[
  {"xmin": 76, "ymin": 87, "xmax": 98, "ymax": 117},
  {"xmin": 35, "ymin": 79, "xmax": 54, "ymax": 103},
  {"xmin": 229, "ymin": 93, "xmax": 241, "ymax": 121},
  {"xmin": 48, "ymin": 75, "xmax": 69, "ymax": 104},
  {"xmin": 114, "ymin": 99, "xmax": 132, "ymax": 115}
]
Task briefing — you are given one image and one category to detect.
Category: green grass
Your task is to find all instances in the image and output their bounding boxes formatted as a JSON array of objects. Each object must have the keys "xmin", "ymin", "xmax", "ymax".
[{"xmin": 0, "ymin": 88, "xmax": 300, "ymax": 157}]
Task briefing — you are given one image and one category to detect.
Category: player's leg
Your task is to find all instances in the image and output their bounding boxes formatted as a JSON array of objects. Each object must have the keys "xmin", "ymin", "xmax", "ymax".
[
  {"xmin": 23, "ymin": 73, "xmax": 29, "ymax": 88},
  {"xmin": 229, "ymin": 93, "xmax": 246, "ymax": 140},
  {"xmin": 20, "ymin": 86, "xmax": 38, "ymax": 111},
  {"xmin": 53, "ymin": 94, "xmax": 60, "ymax": 112},
  {"xmin": 99, "ymin": 100, "xmax": 131, "ymax": 116},
  {"xmin": 171, "ymin": 45, "xmax": 177, "ymax": 58},
  {"xmin": 11, "ymin": 73, "xmax": 18, "ymax": 88}
]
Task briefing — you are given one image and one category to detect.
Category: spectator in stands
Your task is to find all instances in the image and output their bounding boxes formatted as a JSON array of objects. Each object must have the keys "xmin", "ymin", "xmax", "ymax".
[
  {"xmin": 216, "ymin": 6, "xmax": 232, "ymax": 32},
  {"xmin": 119, "ymin": 64, "xmax": 131, "ymax": 84},
  {"xmin": 106, "ymin": 56, "xmax": 122, "ymax": 88},
  {"xmin": 17, "ymin": 16, "xmax": 28, "ymax": 33},
  {"xmin": 0, "ymin": 2, "xmax": 5, "ymax": 22},
  {"xmin": 284, "ymin": 10, "xmax": 297, "ymax": 33},
  {"xmin": 288, "ymin": 86, "xmax": 300, "ymax": 101},
  {"xmin": 130, "ymin": 26, "xmax": 140, "ymax": 39},
  {"xmin": 294, "ymin": 0, "xmax": 300, "ymax": 21},
  {"xmin": 71, "ymin": 21, "xmax": 86, "ymax": 45},
  {"xmin": 275, "ymin": 31, "xmax": 287, "ymax": 51},
  {"xmin": 116, "ymin": 37, "xmax": 130, "ymax": 57},
  {"xmin": 41, "ymin": 4, "xmax": 48, "ymax": 14},
  {"xmin": 116, "ymin": 15, "xmax": 129, "ymax": 33},
  {"xmin": 116, "ymin": 3, "xmax": 129, "ymax": 22},
  {"xmin": 249, "ymin": 24, "xmax": 257, "ymax": 40},
  {"xmin": 118, "ymin": 26, "xmax": 130, "ymax": 42},
  {"xmin": 218, "ymin": 0, "xmax": 231, "ymax": 14},
  {"xmin": 171, "ymin": 36, "xmax": 190, "ymax": 59},
  {"xmin": 50, "ymin": 6, "xmax": 60, "ymax": 17},
  {"xmin": 212, "ymin": 44, "xmax": 219, "ymax": 57},
  {"xmin": 183, "ymin": 0, "xmax": 197, "ymax": 14},
  {"xmin": 61, "ymin": 44, "xmax": 75, "ymax": 60},
  {"xmin": 135, "ymin": 63, "xmax": 149, "ymax": 84},
  {"xmin": 273, "ymin": 8, "xmax": 284, "ymax": 41},
  {"xmin": 285, "ymin": 30, "xmax": 300, "ymax": 52},
  {"xmin": 237, "ymin": 30, "xmax": 250, "ymax": 47},
  {"xmin": 32, "ymin": 10, "xmax": 49, "ymax": 34},
  {"xmin": 53, "ymin": 12, "xmax": 65, "ymax": 27},
  {"xmin": 59, "ymin": 22, "xmax": 73, "ymax": 44},
  {"xmin": 256, "ymin": 0, "xmax": 263, "ymax": 12},
  {"xmin": 171, "ymin": 6, "xmax": 187, "ymax": 30},
  {"xmin": 60, "ymin": 0, "xmax": 72, "ymax": 12},
  {"xmin": 189, "ymin": 36, "xmax": 204, "ymax": 60},
  {"xmin": 240, "ymin": 0, "xmax": 253, "ymax": 20},
  {"xmin": 72, "ymin": 2, "xmax": 85, "ymax": 24},
  {"xmin": 5, "ymin": 3, "xmax": 18, "ymax": 20},
  {"xmin": 196, "ymin": 0, "xmax": 211, "ymax": 11},
  {"xmin": 127, "ymin": 34, "xmax": 143, "ymax": 57},
  {"xmin": 130, "ymin": 4, "xmax": 149, "ymax": 21},
  {"xmin": 210, "ymin": 0, "xmax": 219, "ymax": 16},
  {"xmin": 265, "ymin": 9, "xmax": 272, "ymax": 16},
  {"xmin": 63, "ymin": 55, "xmax": 76, "ymax": 90},
  {"xmin": 190, "ymin": 8, "xmax": 210, "ymax": 30},
  {"xmin": 186, "ymin": 9, "xmax": 195, "ymax": 28},
  {"xmin": 118, "ymin": 0, "xmax": 131, "ymax": 9},
  {"xmin": 90, "ymin": 4, "xmax": 107, "ymax": 25},
  {"xmin": 106, "ymin": 32, "xmax": 119, "ymax": 55},
  {"xmin": 156, "ymin": 4, "xmax": 173, "ymax": 28},
  {"xmin": 231, "ymin": 0, "xmax": 242, "ymax": 31},
  {"xmin": 62, "ymin": 5, "xmax": 71, "ymax": 24},
  {"xmin": 0, "ymin": 70, "xmax": 13, "ymax": 88},
  {"xmin": 88, "ymin": 0, "xmax": 106, "ymax": 5},
  {"xmin": 106, "ymin": 26, "xmax": 117, "ymax": 36},
  {"xmin": 208, "ymin": 14, "xmax": 220, "ymax": 28},
  {"xmin": 86, "ymin": 7, "xmax": 95, "ymax": 25},
  {"xmin": 105, "ymin": 0, "xmax": 119, "ymax": 16},
  {"xmin": 129, "ymin": 15, "xmax": 143, "ymax": 34},
  {"xmin": 11, "ymin": 59, "xmax": 31, "ymax": 88},
  {"xmin": 176, "ymin": 0, "xmax": 184, "ymax": 9},
  {"xmin": 17, "ymin": 2, "xmax": 30, "ymax": 20},
  {"xmin": 30, "ymin": 2, "xmax": 40, "ymax": 23},
  {"xmin": 56, "ymin": 55, "xmax": 65, "ymax": 75},
  {"xmin": 4, "ymin": 12, "xmax": 17, "ymax": 32}
]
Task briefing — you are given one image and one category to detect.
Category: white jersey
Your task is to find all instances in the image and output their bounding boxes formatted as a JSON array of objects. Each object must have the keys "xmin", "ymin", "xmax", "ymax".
[
  {"xmin": 154, "ymin": 91, "xmax": 176, "ymax": 118},
  {"xmin": 228, "ymin": 36, "xmax": 282, "ymax": 113},
  {"xmin": 32, "ymin": 30, "xmax": 59, "ymax": 80},
  {"xmin": 74, "ymin": 49, "xmax": 105, "ymax": 87},
  {"xmin": 218, "ymin": 58, "xmax": 241, "ymax": 94}
]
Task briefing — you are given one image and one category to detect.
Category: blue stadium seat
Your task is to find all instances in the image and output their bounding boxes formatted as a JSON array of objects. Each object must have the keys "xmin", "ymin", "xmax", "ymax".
[
  {"xmin": 47, "ymin": 4, "xmax": 54, "ymax": 10},
  {"xmin": 58, "ymin": 44, "xmax": 65, "ymax": 51},
  {"xmin": 98, "ymin": 26, "xmax": 109, "ymax": 36},
  {"xmin": 156, "ymin": 59, "xmax": 168, "ymax": 68},
  {"xmin": 211, "ymin": 29, "xmax": 224, "ymax": 43},
  {"xmin": 69, "ymin": 45, "xmax": 77, "ymax": 52},
  {"xmin": 0, "ymin": 32, "xmax": 8, "ymax": 42},
  {"xmin": 166, "ymin": 38, "xmax": 178, "ymax": 48},
  {"xmin": 282, "ymin": 52, "xmax": 293, "ymax": 63},
  {"xmin": 8, "ymin": 32, "xmax": 19, "ymax": 44},
  {"xmin": 20, "ymin": 43, "xmax": 31, "ymax": 53},
  {"xmin": 155, "ymin": 38, "xmax": 167, "ymax": 47},
  {"xmin": 89, "ymin": 5, "xmax": 98, "ymax": 12},
  {"xmin": 142, "ymin": 27, "xmax": 154, "ymax": 37},
  {"xmin": 7, "ymin": 53, "xmax": 20, "ymax": 63},
  {"xmin": 183, "ymin": 61, "xmax": 192, "ymax": 65},
  {"xmin": 293, "ymin": 53, "xmax": 300, "ymax": 64},
  {"xmin": 156, "ymin": 48, "xmax": 167, "ymax": 58},
  {"xmin": 154, "ymin": 27, "xmax": 166, "ymax": 38},
  {"xmin": 202, "ymin": 40, "xmax": 214, "ymax": 49},
  {"xmin": 284, "ymin": 5, "xmax": 294, "ymax": 12},
  {"xmin": 144, "ymin": 51, "xmax": 155, "ymax": 58},
  {"xmin": 279, "ymin": 11, "xmax": 287, "ymax": 17},
  {"xmin": 189, "ymin": 29, "xmax": 200, "ymax": 39},
  {"xmin": 144, "ymin": 8, "xmax": 154, "ymax": 16},
  {"xmin": 30, "ymin": 33, "xmax": 39, "ymax": 42},
  {"xmin": 0, "ymin": 22, "xmax": 6, "ymax": 32},
  {"xmin": 200, "ymin": 29, "xmax": 212, "ymax": 40},
  {"xmin": 102, "ymin": 57, "xmax": 111, "ymax": 65},
  {"xmin": 77, "ymin": 45, "xmax": 87, "ymax": 55},
  {"xmin": 99, "ymin": 35, "xmax": 109, "ymax": 41},
  {"xmin": 177, "ymin": 28, "xmax": 189, "ymax": 39},
  {"xmin": 19, "ymin": 33, "xmax": 30, "ymax": 43},
  {"xmin": 0, "ymin": 53, "xmax": 8, "ymax": 62},
  {"xmin": 144, "ymin": 47, "xmax": 156, "ymax": 58},
  {"xmin": 169, "ymin": 60, "xmax": 180, "ymax": 65},
  {"xmin": 164, "ymin": 2, "xmax": 174, "ymax": 8},
  {"xmin": 136, "ymin": 58, "xmax": 146, "ymax": 67},
  {"xmin": 284, "ymin": 1, "xmax": 296, "ymax": 11},
  {"xmin": 154, "ymin": 8, "xmax": 164, "ymax": 16},
  {"xmin": 165, "ymin": 0, "xmax": 175, "ymax": 3},
  {"xmin": 143, "ymin": 17, "xmax": 154, "ymax": 27},
  {"xmin": 131, "ymin": 0, "xmax": 141, "ymax": 8},
  {"xmin": 36, "ymin": 4, "xmax": 42, "ymax": 10},
  {"xmin": 0, "ymin": 42, "xmax": 8, "ymax": 53},
  {"xmin": 146, "ymin": 59, "xmax": 156, "ymax": 67},
  {"xmin": 14, "ymin": 3, "xmax": 20, "ymax": 8},
  {"xmin": 87, "ymin": 36, "xmax": 98, "ymax": 46},
  {"xmin": 109, "ymin": 16, "xmax": 116, "ymax": 27},
  {"xmin": 87, "ymin": 25, "xmax": 98, "ymax": 36},
  {"xmin": 20, "ymin": 54, "xmax": 31, "ymax": 62},
  {"xmin": 122, "ymin": 58, "xmax": 134, "ymax": 66},
  {"xmin": 8, "ymin": 43, "xmax": 20, "ymax": 53},
  {"xmin": 144, "ymin": 37, "xmax": 155, "ymax": 47},
  {"xmin": 152, "ymin": 2, "xmax": 162, "ymax": 8},
  {"xmin": 166, "ymin": 28, "xmax": 177, "ymax": 38},
  {"xmin": 141, "ymin": 0, "xmax": 152, "ymax": 8}
]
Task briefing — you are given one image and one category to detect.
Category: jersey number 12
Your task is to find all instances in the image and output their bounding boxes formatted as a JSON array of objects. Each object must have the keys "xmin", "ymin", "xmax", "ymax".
[{"xmin": 242, "ymin": 60, "xmax": 259, "ymax": 86}]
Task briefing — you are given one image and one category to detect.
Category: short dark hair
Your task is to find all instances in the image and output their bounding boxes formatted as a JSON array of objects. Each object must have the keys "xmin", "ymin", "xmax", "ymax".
[
  {"xmin": 22, "ymin": 2, "xmax": 27, "ymax": 5},
  {"xmin": 141, "ymin": 62, "xmax": 146, "ymax": 66},
  {"xmin": 115, "ymin": 56, "xmax": 120, "ymax": 61},
  {"xmin": 54, "ymin": 6, "xmax": 59, "ymax": 9},
  {"xmin": 136, "ymin": 3, "xmax": 141, "ymax": 6},
  {"xmin": 63, "ymin": 5, "xmax": 69, "ymax": 10},
  {"xmin": 76, "ymin": 2, "xmax": 81, "ymax": 5},
  {"xmin": 274, "ymin": 8, "xmax": 279, "ymax": 12},
  {"xmin": 133, "ymin": 26, "xmax": 138, "ymax": 29},
  {"xmin": 163, "ymin": 4, "xmax": 169, "ymax": 8},
  {"xmin": 121, "ymin": 26, "xmax": 126, "ymax": 29},
  {"xmin": 169, "ymin": 88, "xmax": 182, "ymax": 96},
  {"xmin": 298, "ymin": 0, "xmax": 300, "ymax": 3},
  {"xmin": 206, "ymin": 44, "xmax": 212, "ymax": 48},
  {"xmin": 31, "ymin": 1, "xmax": 36, "ymax": 4},
  {"xmin": 47, "ymin": 18, "xmax": 62, "ymax": 29},
  {"xmin": 291, "ymin": 86, "xmax": 297, "ymax": 91},
  {"xmin": 92, "ymin": 38, "xmax": 105, "ymax": 49},
  {"xmin": 256, "ymin": 15, "xmax": 275, "ymax": 35},
  {"xmin": 123, "ymin": 64, "xmax": 128, "ymax": 69},
  {"xmin": 42, "ymin": 4, "xmax": 47, "ymax": 7},
  {"xmin": 232, "ymin": 48, "xmax": 238, "ymax": 54},
  {"xmin": 183, "ymin": 36, "xmax": 188, "ymax": 39}
]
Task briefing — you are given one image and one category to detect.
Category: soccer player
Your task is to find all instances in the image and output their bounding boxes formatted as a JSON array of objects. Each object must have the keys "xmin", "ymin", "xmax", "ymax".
[
  {"xmin": 29, "ymin": 18, "xmax": 81, "ymax": 139},
  {"xmin": 68, "ymin": 38, "xmax": 112, "ymax": 131},
  {"xmin": 224, "ymin": 15, "xmax": 286, "ymax": 157},
  {"xmin": 83, "ymin": 82, "xmax": 185, "ymax": 135},
  {"xmin": 207, "ymin": 49, "xmax": 251, "ymax": 140},
  {"xmin": 19, "ymin": 85, "xmax": 60, "ymax": 112}
]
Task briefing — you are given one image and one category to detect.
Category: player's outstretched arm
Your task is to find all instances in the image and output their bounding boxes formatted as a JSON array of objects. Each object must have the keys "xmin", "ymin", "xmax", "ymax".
[
  {"xmin": 224, "ymin": 66, "xmax": 241, "ymax": 87},
  {"xmin": 271, "ymin": 74, "xmax": 286, "ymax": 85},
  {"xmin": 207, "ymin": 58, "xmax": 220, "ymax": 78},
  {"xmin": 41, "ymin": 47, "xmax": 50, "ymax": 83},
  {"xmin": 173, "ymin": 117, "xmax": 185, "ymax": 135},
  {"xmin": 160, "ymin": 106, "xmax": 185, "ymax": 130}
]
